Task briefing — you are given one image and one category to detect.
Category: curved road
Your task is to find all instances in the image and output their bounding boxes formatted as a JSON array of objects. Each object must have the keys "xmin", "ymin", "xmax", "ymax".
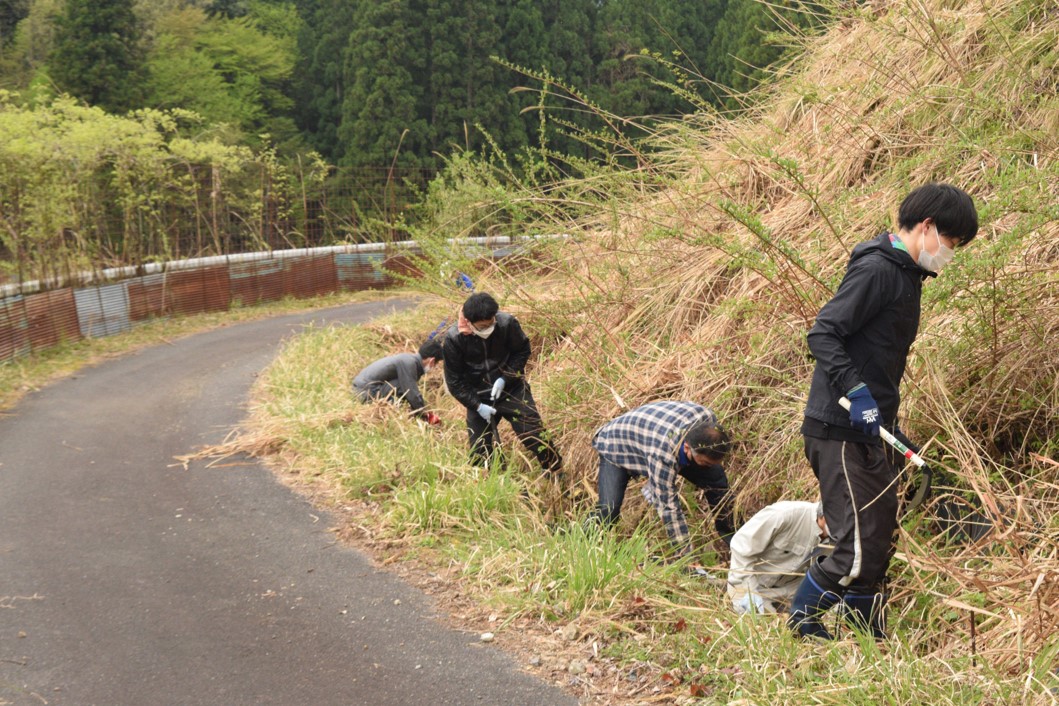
[{"xmin": 0, "ymin": 301, "xmax": 575, "ymax": 706}]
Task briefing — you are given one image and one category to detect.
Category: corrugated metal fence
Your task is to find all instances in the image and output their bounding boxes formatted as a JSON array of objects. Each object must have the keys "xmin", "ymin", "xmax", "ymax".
[{"xmin": 0, "ymin": 239, "xmax": 512, "ymax": 363}]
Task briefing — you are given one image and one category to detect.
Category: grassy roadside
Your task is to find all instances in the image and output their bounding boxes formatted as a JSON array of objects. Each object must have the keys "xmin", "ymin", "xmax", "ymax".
[
  {"xmin": 377, "ymin": 0, "xmax": 1059, "ymax": 700},
  {"xmin": 231, "ymin": 301, "xmax": 1055, "ymax": 705},
  {"xmin": 6, "ymin": 0, "xmax": 1056, "ymax": 700},
  {"xmin": 0, "ymin": 290, "xmax": 395, "ymax": 412}
]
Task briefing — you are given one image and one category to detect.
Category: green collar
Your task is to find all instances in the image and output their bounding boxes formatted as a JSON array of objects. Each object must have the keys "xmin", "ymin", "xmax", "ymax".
[{"xmin": 888, "ymin": 232, "xmax": 909, "ymax": 253}]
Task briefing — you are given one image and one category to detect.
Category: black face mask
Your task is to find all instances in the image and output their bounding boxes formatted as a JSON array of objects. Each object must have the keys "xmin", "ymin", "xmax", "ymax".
[{"xmin": 678, "ymin": 460, "xmax": 726, "ymax": 490}]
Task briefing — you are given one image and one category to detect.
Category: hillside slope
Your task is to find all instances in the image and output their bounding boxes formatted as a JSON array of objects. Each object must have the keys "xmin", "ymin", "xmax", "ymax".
[
  {"xmin": 468, "ymin": 0, "xmax": 1058, "ymax": 684},
  {"xmin": 244, "ymin": 0, "xmax": 1059, "ymax": 702}
]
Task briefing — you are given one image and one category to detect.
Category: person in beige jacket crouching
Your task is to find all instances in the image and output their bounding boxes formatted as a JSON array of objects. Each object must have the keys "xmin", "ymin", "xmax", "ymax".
[{"xmin": 728, "ymin": 501, "xmax": 830, "ymax": 614}]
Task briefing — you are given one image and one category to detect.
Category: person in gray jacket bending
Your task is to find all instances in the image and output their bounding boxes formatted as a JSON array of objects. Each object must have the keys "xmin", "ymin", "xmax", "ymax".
[
  {"xmin": 728, "ymin": 501, "xmax": 830, "ymax": 614},
  {"xmin": 352, "ymin": 339, "xmax": 444, "ymax": 425}
]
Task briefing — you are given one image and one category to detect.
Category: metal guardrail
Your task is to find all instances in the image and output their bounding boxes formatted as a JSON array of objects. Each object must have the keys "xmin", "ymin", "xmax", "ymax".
[{"xmin": 0, "ymin": 237, "xmax": 519, "ymax": 363}]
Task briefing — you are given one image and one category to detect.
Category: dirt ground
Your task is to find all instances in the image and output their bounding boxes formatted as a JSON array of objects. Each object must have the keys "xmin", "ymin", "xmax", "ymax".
[{"xmin": 267, "ymin": 456, "xmax": 703, "ymax": 706}]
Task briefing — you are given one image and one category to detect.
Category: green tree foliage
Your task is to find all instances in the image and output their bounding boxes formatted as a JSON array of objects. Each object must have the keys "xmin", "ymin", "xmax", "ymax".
[
  {"xmin": 144, "ymin": 8, "xmax": 250, "ymax": 127},
  {"xmin": 205, "ymin": 0, "xmax": 249, "ymax": 19},
  {"xmin": 422, "ymin": 0, "xmax": 468, "ymax": 158},
  {"xmin": 423, "ymin": 0, "xmax": 521, "ymax": 155},
  {"xmin": 0, "ymin": 0, "xmax": 60, "ymax": 89},
  {"xmin": 592, "ymin": 0, "xmax": 727, "ymax": 118},
  {"xmin": 593, "ymin": 0, "xmax": 661, "ymax": 117},
  {"xmin": 334, "ymin": 0, "xmax": 599, "ymax": 169},
  {"xmin": 339, "ymin": 0, "xmax": 428, "ymax": 168},
  {"xmin": 132, "ymin": 0, "xmax": 195, "ymax": 39},
  {"xmin": 294, "ymin": 0, "xmax": 824, "ymax": 169},
  {"xmin": 493, "ymin": 0, "xmax": 547, "ymax": 150},
  {"xmin": 142, "ymin": 3, "xmax": 301, "ymax": 147},
  {"xmin": 501, "ymin": 0, "xmax": 546, "ymax": 72},
  {"xmin": 3, "ymin": 0, "xmax": 826, "ymax": 176},
  {"xmin": 456, "ymin": 0, "xmax": 517, "ymax": 152},
  {"xmin": 241, "ymin": 1, "xmax": 305, "ymax": 149},
  {"xmin": 49, "ymin": 0, "xmax": 147, "ymax": 113},
  {"xmin": 709, "ymin": 0, "xmax": 820, "ymax": 107},
  {"xmin": 0, "ymin": 95, "xmax": 261, "ymax": 278},
  {"xmin": 0, "ymin": 0, "xmax": 30, "ymax": 60},
  {"xmin": 292, "ymin": 0, "xmax": 358, "ymax": 161},
  {"xmin": 540, "ymin": 0, "xmax": 596, "ymax": 90}
]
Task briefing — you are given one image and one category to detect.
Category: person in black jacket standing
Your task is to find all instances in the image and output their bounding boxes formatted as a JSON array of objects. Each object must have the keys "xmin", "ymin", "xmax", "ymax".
[
  {"xmin": 443, "ymin": 292, "xmax": 562, "ymax": 474},
  {"xmin": 788, "ymin": 183, "xmax": 978, "ymax": 640}
]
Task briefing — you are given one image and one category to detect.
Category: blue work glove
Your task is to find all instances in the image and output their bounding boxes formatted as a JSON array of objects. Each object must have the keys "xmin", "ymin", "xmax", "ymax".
[
  {"xmin": 735, "ymin": 592, "xmax": 767, "ymax": 614},
  {"xmin": 847, "ymin": 384, "xmax": 881, "ymax": 436},
  {"xmin": 476, "ymin": 403, "xmax": 497, "ymax": 422},
  {"xmin": 490, "ymin": 377, "xmax": 506, "ymax": 401}
]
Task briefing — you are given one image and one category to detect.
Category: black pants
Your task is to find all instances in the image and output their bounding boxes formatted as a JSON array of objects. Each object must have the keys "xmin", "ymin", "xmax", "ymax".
[
  {"xmin": 466, "ymin": 383, "xmax": 561, "ymax": 473},
  {"xmin": 805, "ymin": 435, "xmax": 899, "ymax": 592}
]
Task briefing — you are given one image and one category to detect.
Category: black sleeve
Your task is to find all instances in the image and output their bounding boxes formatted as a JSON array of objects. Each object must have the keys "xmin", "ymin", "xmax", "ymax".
[
  {"xmin": 806, "ymin": 259, "xmax": 892, "ymax": 396},
  {"xmin": 500, "ymin": 316, "xmax": 531, "ymax": 380}
]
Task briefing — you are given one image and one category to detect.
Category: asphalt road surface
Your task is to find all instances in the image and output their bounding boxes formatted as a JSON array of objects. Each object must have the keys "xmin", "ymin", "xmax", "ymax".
[{"xmin": 0, "ymin": 301, "xmax": 577, "ymax": 706}]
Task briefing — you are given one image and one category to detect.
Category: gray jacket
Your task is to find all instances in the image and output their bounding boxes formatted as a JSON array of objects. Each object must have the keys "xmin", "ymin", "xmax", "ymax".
[{"xmin": 352, "ymin": 353, "xmax": 426, "ymax": 412}]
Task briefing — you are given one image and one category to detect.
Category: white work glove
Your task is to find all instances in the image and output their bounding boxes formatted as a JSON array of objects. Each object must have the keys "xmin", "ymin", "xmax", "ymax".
[
  {"xmin": 476, "ymin": 403, "xmax": 497, "ymax": 422},
  {"xmin": 490, "ymin": 378, "xmax": 506, "ymax": 401},
  {"xmin": 735, "ymin": 592, "xmax": 767, "ymax": 615}
]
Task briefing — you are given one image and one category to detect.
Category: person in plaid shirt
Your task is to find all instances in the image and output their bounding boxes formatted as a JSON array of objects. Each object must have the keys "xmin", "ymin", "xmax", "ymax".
[{"xmin": 589, "ymin": 400, "xmax": 734, "ymax": 558}]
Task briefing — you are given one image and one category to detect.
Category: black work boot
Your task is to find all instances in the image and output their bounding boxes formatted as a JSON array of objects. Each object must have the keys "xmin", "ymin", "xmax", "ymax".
[{"xmin": 788, "ymin": 572, "xmax": 843, "ymax": 639}]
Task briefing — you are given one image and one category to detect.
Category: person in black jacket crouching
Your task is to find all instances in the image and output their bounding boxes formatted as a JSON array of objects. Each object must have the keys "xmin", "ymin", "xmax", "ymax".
[{"xmin": 443, "ymin": 292, "xmax": 562, "ymax": 475}]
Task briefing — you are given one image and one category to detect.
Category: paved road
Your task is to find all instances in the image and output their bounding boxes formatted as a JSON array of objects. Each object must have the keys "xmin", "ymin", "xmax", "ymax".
[{"xmin": 0, "ymin": 301, "xmax": 576, "ymax": 706}]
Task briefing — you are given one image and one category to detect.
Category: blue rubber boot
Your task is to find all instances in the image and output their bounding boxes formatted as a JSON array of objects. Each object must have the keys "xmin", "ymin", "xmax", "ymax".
[
  {"xmin": 842, "ymin": 592, "xmax": 887, "ymax": 640},
  {"xmin": 788, "ymin": 572, "xmax": 843, "ymax": 639}
]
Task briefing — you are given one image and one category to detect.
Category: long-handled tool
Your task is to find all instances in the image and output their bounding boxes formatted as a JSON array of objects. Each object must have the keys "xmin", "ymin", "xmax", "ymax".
[
  {"xmin": 477, "ymin": 386, "xmax": 502, "ymax": 466},
  {"xmin": 488, "ymin": 389, "xmax": 501, "ymax": 448},
  {"xmin": 839, "ymin": 396, "xmax": 933, "ymax": 513}
]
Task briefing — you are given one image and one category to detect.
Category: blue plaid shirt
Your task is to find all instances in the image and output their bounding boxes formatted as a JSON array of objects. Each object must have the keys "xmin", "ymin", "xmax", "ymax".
[{"xmin": 592, "ymin": 401, "xmax": 720, "ymax": 553}]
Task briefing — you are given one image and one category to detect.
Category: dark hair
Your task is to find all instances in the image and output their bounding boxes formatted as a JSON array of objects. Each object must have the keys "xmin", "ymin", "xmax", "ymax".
[
  {"xmin": 685, "ymin": 421, "xmax": 731, "ymax": 460},
  {"xmin": 462, "ymin": 292, "xmax": 499, "ymax": 322},
  {"xmin": 418, "ymin": 338, "xmax": 443, "ymax": 361},
  {"xmin": 898, "ymin": 183, "xmax": 979, "ymax": 245}
]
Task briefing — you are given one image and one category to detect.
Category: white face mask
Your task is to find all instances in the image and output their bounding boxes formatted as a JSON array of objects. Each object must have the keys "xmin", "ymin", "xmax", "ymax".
[
  {"xmin": 473, "ymin": 324, "xmax": 495, "ymax": 339},
  {"xmin": 917, "ymin": 226, "xmax": 955, "ymax": 272}
]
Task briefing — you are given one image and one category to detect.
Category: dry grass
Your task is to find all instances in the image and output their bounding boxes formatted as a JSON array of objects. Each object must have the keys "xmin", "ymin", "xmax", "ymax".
[
  {"xmin": 472, "ymin": 0, "xmax": 1059, "ymax": 693},
  {"xmin": 208, "ymin": 0, "xmax": 1059, "ymax": 701}
]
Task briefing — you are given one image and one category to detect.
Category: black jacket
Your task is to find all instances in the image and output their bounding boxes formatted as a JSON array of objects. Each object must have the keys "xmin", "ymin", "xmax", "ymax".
[
  {"xmin": 803, "ymin": 232, "xmax": 933, "ymax": 441},
  {"xmin": 443, "ymin": 312, "xmax": 531, "ymax": 410}
]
